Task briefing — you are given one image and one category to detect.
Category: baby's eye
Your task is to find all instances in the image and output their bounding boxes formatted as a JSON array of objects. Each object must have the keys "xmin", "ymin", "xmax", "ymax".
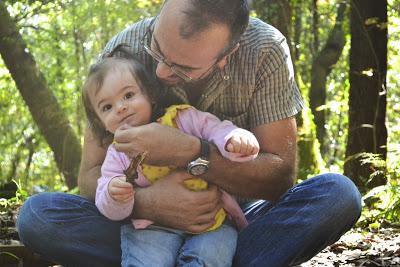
[
  {"xmin": 124, "ymin": 92, "xmax": 135, "ymax": 99},
  {"xmin": 102, "ymin": 104, "xmax": 112, "ymax": 112}
]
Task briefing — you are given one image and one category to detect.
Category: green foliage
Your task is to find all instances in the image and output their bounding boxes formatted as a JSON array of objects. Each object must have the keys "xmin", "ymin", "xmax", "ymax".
[
  {"xmin": 345, "ymin": 152, "xmax": 387, "ymax": 189},
  {"xmin": 358, "ymin": 182, "xmax": 400, "ymax": 229},
  {"xmin": 387, "ymin": 0, "xmax": 400, "ymax": 180},
  {"xmin": 357, "ymin": 153, "xmax": 400, "ymax": 228},
  {"xmin": 0, "ymin": 0, "xmax": 161, "ymax": 193},
  {"xmin": 0, "ymin": 0, "xmax": 399, "ymax": 207},
  {"xmin": 0, "ymin": 180, "xmax": 28, "ymax": 211}
]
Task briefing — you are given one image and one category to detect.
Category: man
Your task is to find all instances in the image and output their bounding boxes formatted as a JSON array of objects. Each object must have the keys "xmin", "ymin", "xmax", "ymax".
[{"xmin": 17, "ymin": 0, "xmax": 362, "ymax": 266}]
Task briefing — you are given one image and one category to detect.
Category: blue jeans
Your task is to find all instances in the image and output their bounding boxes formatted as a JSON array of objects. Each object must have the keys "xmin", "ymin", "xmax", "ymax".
[
  {"xmin": 17, "ymin": 173, "xmax": 361, "ymax": 267},
  {"xmin": 121, "ymin": 223, "xmax": 237, "ymax": 267}
]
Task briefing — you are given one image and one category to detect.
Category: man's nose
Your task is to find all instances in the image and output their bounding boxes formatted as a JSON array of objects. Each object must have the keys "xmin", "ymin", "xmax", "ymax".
[{"xmin": 155, "ymin": 62, "xmax": 175, "ymax": 80}]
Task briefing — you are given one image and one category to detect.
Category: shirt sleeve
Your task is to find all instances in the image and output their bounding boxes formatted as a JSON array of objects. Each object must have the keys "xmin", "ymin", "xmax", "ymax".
[
  {"xmin": 176, "ymin": 107, "xmax": 259, "ymax": 162},
  {"xmin": 95, "ymin": 145, "xmax": 134, "ymax": 221},
  {"xmin": 249, "ymin": 38, "xmax": 304, "ymax": 127}
]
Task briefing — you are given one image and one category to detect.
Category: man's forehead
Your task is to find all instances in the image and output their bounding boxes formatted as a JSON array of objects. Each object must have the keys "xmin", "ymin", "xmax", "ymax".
[{"xmin": 153, "ymin": 16, "xmax": 229, "ymax": 67}]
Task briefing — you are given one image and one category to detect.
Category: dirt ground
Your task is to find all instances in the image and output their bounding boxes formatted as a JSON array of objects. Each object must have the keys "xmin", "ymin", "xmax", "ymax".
[
  {"xmin": 301, "ymin": 227, "xmax": 400, "ymax": 267},
  {"xmin": 1, "ymin": 205, "xmax": 400, "ymax": 266}
]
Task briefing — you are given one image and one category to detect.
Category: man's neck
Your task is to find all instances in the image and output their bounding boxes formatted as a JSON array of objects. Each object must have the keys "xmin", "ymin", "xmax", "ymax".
[
  {"xmin": 181, "ymin": 71, "xmax": 216, "ymax": 106},
  {"xmin": 183, "ymin": 83, "xmax": 205, "ymax": 106}
]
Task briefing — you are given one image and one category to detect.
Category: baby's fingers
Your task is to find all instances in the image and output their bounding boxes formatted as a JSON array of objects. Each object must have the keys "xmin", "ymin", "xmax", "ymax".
[
  {"xmin": 228, "ymin": 137, "xmax": 243, "ymax": 153},
  {"xmin": 109, "ymin": 187, "xmax": 134, "ymax": 203},
  {"xmin": 251, "ymin": 141, "xmax": 260, "ymax": 155},
  {"xmin": 112, "ymin": 191, "xmax": 134, "ymax": 203},
  {"xmin": 226, "ymin": 143, "xmax": 234, "ymax": 153},
  {"xmin": 242, "ymin": 139, "xmax": 260, "ymax": 156}
]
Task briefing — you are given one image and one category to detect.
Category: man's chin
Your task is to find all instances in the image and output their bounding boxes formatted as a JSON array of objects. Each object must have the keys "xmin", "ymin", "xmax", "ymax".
[{"xmin": 159, "ymin": 78, "xmax": 183, "ymax": 87}]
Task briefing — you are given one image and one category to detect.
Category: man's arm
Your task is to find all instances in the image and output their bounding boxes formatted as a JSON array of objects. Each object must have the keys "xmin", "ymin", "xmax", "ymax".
[
  {"xmin": 78, "ymin": 128, "xmax": 107, "ymax": 200},
  {"xmin": 176, "ymin": 106, "xmax": 291, "ymax": 201},
  {"xmin": 205, "ymin": 117, "xmax": 297, "ymax": 201},
  {"xmin": 113, "ymin": 116, "xmax": 297, "ymax": 202}
]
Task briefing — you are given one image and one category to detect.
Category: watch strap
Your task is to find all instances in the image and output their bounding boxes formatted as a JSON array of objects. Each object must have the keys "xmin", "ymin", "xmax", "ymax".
[{"xmin": 199, "ymin": 138, "xmax": 210, "ymax": 160}]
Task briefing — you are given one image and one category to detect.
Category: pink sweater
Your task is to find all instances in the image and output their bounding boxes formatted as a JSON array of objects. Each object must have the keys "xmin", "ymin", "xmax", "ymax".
[{"xmin": 95, "ymin": 107, "xmax": 259, "ymax": 230}]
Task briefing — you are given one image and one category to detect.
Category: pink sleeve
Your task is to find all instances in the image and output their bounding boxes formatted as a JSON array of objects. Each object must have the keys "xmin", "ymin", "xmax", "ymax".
[
  {"xmin": 95, "ymin": 145, "xmax": 134, "ymax": 221},
  {"xmin": 176, "ymin": 107, "xmax": 259, "ymax": 162}
]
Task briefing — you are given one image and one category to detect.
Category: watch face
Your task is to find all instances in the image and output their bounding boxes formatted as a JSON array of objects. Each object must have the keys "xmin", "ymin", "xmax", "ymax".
[{"xmin": 190, "ymin": 164, "xmax": 208, "ymax": 176}]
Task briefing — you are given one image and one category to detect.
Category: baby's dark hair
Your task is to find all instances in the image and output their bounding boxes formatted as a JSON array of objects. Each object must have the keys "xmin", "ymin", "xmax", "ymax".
[{"xmin": 82, "ymin": 44, "xmax": 165, "ymax": 146}]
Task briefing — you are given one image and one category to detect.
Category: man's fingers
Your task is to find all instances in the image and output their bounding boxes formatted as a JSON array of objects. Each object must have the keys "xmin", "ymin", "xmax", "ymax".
[
  {"xmin": 113, "ymin": 142, "xmax": 133, "ymax": 153},
  {"xmin": 117, "ymin": 123, "xmax": 130, "ymax": 131},
  {"xmin": 192, "ymin": 187, "xmax": 222, "ymax": 213},
  {"xmin": 114, "ymin": 126, "xmax": 136, "ymax": 144},
  {"xmin": 186, "ymin": 206, "xmax": 224, "ymax": 233},
  {"xmin": 196, "ymin": 206, "xmax": 222, "ymax": 224}
]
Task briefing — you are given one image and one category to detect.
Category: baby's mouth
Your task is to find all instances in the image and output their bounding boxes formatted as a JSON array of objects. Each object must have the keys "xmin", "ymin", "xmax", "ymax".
[{"xmin": 119, "ymin": 114, "xmax": 134, "ymax": 124}]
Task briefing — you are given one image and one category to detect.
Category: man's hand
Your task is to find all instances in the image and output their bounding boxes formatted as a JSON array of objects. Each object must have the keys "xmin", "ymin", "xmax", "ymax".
[
  {"xmin": 108, "ymin": 176, "xmax": 134, "ymax": 203},
  {"xmin": 113, "ymin": 123, "xmax": 199, "ymax": 167},
  {"xmin": 133, "ymin": 170, "xmax": 222, "ymax": 233}
]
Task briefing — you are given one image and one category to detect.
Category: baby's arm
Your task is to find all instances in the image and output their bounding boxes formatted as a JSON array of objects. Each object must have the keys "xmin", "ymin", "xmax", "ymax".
[
  {"xmin": 95, "ymin": 145, "xmax": 135, "ymax": 220},
  {"xmin": 176, "ymin": 107, "xmax": 260, "ymax": 162}
]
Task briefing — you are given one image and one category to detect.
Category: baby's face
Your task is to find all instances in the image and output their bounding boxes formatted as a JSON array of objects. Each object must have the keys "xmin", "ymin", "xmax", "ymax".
[{"xmin": 90, "ymin": 67, "xmax": 152, "ymax": 134}]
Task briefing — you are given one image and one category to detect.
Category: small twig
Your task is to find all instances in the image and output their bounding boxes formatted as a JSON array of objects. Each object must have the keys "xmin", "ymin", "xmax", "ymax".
[{"xmin": 124, "ymin": 151, "xmax": 148, "ymax": 185}]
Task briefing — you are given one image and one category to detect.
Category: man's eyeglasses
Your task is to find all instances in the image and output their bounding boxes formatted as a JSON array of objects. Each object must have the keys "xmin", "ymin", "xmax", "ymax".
[{"xmin": 140, "ymin": 18, "xmax": 221, "ymax": 83}]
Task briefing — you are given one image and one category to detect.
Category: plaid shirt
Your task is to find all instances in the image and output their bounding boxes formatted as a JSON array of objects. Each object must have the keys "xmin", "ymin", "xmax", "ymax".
[{"xmin": 104, "ymin": 17, "xmax": 304, "ymax": 130}]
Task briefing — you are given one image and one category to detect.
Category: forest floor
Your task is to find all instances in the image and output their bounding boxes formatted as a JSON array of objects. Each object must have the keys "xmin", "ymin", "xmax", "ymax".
[
  {"xmin": 1, "ymin": 205, "xmax": 400, "ymax": 266},
  {"xmin": 301, "ymin": 226, "xmax": 400, "ymax": 267}
]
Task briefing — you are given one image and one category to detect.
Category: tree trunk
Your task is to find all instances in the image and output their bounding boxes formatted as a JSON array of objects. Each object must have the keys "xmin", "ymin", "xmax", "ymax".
[
  {"xmin": 0, "ymin": 2, "xmax": 82, "ymax": 189},
  {"xmin": 309, "ymin": 3, "xmax": 346, "ymax": 154},
  {"xmin": 345, "ymin": 0, "xmax": 388, "ymax": 190},
  {"xmin": 312, "ymin": 0, "xmax": 319, "ymax": 55},
  {"xmin": 293, "ymin": 1, "xmax": 302, "ymax": 62}
]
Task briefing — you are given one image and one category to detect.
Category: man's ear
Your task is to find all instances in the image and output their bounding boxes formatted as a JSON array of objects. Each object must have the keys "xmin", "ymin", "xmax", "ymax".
[{"xmin": 217, "ymin": 43, "xmax": 240, "ymax": 70}]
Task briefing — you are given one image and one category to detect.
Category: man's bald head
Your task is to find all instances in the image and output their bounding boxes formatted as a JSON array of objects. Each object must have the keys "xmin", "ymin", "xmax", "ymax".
[{"xmin": 161, "ymin": 0, "xmax": 249, "ymax": 55}]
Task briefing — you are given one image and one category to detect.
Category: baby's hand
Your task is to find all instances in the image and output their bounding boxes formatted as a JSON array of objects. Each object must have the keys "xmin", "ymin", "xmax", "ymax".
[
  {"xmin": 226, "ymin": 135, "xmax": 260, "ymax": 156},
  {"xmin": 108, "ymin": 176, "xmax": 135, "ymax": 203}
]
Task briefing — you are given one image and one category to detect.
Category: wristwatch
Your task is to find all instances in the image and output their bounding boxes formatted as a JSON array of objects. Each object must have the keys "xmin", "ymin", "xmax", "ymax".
[{"xmin": 187, "ymin": 138, "xmax": 210, "ymax": 176}]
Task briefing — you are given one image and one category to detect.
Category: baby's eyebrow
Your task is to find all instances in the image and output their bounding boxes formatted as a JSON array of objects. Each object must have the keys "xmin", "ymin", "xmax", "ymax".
[{"xmin": 97, "ymin": 98, "xmax": 107, "ymax": 109}]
